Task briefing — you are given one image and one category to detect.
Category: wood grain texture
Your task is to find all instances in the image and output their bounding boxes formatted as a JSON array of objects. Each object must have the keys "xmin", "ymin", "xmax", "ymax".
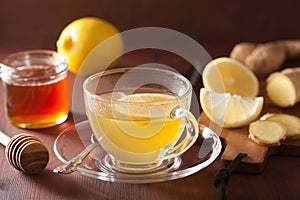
[{"xmin": 4, "ymin": 133, "xmax": 49, "ymax": 174}]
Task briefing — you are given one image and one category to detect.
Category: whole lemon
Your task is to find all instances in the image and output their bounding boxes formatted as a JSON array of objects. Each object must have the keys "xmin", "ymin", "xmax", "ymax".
[{"xmin": 56, "ymin": 17, "xmax": 123, "ymax": 75}]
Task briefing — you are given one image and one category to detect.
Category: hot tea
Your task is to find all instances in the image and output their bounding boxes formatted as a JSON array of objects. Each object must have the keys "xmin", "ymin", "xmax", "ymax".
[
  {"xmin": 86, "ymin": 92, "xmax": 184, "ymax": 164},
  {"xmin": 83, "ymin": 67, "xmax": 199, "ymax": 172}
]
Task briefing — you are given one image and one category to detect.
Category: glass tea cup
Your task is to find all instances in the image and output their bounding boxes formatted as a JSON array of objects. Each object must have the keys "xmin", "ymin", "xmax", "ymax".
[
  {"xmin": 0, "ymin": 50, "xmax": 69, "ymax": 129},
  {"xmin": 83, "ymin": 67, "xmax": 199, "ymax": 173}
]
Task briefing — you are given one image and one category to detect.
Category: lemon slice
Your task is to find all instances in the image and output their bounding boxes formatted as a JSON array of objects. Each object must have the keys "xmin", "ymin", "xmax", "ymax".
[
  {"xmin": 115, "ymin": 93, "xmax": 179, "ymax": 119},
  {"xmin": 200, "ymin": 88, "xmax": 264, "ymax": 128},
  {"xmin": 203, "ymin": 57, "xmax": 259, "ymax": 97},
  {"xmin": 112, "ymin": 93, "xmax": 180, "ymax": 138}
]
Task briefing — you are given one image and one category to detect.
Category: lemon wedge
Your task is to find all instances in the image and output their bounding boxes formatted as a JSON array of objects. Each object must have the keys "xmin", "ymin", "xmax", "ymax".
[
  {"xmin": 203, "ymin": 57, "xmax": 259, "ymax": 97},
  {"xmin": 200, "ymin": 88, "xmax": 264, "ymax": 128}
]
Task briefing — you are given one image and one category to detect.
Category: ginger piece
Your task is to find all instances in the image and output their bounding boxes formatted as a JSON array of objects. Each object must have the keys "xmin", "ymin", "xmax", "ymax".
[
  {"xmin": 281, "ymin": 40, "xmax": 300, "ymax": 58},
  {"xmin": 249, "ymin": 120, "xmax": 287, "ymax": 146},
  {"xmin": 245, "ymin": 42, "xmax": 286, "ymax": 76},
  {"xmin": 260, "ymin": 113, "xmax": 300, "ymax": 139},
  {"xmin": 230, "ymin": 40, "xmax": 300, "ymax": 77},
  {"xmin": 259, "ymin": 113, "xmax": 275, "ymax": 120},
  {"xmin": 266, "ymin": 67, "xmax": 300, "ymax": 107},
  {"xmin": 229, "ymin": 42, "xmax": 257, "ymax": 63}
]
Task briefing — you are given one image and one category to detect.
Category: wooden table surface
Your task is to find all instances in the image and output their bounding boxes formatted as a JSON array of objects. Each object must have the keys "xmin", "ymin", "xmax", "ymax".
[{"xmin": 0, "ymin": 47, "xmax": 300, "ymax": 200}]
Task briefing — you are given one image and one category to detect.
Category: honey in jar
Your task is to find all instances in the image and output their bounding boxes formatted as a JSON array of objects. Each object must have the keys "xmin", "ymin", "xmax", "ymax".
[{"xmin": 1, "ymin": 50, "xmax": 69, "ymax": 128}]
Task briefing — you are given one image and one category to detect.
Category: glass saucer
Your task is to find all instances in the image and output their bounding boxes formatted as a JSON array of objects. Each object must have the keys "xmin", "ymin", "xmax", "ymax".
[{"xmin": 53, "ymin": 120, "xmax": 221, "ymax": 183}]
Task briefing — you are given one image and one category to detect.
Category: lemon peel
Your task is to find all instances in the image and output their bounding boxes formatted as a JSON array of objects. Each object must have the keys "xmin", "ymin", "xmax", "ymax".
[{"xmin": 56, "ymin": 17, "xmax": 123, "ymax": 75}]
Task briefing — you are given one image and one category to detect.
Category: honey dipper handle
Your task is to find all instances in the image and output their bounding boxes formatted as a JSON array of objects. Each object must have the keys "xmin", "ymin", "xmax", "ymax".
[{"xmin": 0, "ymin": 130, "xmax": 11, "ymax": 146}]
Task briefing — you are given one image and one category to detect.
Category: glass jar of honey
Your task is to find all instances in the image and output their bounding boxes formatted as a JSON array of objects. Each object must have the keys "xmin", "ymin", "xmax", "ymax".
[{"xmin": 0, "ymin": 50, "xmax": 69, "ymax": 129}]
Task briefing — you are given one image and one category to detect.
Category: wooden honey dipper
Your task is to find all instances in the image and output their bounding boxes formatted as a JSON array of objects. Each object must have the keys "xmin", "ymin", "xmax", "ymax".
[{"xmin": 0, "ymin": 131, "xmax": 49, "ymax": 174}]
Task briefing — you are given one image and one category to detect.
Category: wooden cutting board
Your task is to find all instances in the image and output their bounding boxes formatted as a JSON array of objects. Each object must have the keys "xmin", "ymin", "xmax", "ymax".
[{"xmin": 198, "ymin": 84, "xmax": 300, "ymax": 173}]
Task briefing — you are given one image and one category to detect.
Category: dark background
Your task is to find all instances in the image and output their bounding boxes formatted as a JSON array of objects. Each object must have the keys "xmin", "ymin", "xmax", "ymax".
[{"xmin": 1, "ymin": 0, "xmax": 300, "ymax": 57}]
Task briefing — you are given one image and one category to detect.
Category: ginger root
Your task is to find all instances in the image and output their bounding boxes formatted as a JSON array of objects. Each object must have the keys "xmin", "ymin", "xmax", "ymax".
[
  {"xmin": 229, "ymin": 42, "xmax": 257, "ymax": 63},
  {"xmin": 230, "ymin": 40, "xmax": 300, "ymax": 77},
  {"xmin": 266, "ymin": 67, "xmax": 300, "ymax": 107},
  {"xmin": 260, "ymin": 113, "xmax": 300, "ymax": 139},
  {"xmin": 249, "ymin": 113, "xmax": 300, "ymax": 146},
  {"xmin": 249, "ymin": 120, "xmax": 287, "ymax": 146}
]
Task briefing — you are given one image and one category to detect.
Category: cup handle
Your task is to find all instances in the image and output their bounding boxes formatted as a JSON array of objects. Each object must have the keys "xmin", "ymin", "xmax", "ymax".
[{"xmin": 160, "ymin": 107, "xmax": 199, "ymax": 160}]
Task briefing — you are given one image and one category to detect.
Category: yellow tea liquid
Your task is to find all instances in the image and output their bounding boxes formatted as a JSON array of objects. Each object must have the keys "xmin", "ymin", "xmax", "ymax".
[{"xmin": 86, "ymin": 92, "xmax": 185, "ymax": 164}]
